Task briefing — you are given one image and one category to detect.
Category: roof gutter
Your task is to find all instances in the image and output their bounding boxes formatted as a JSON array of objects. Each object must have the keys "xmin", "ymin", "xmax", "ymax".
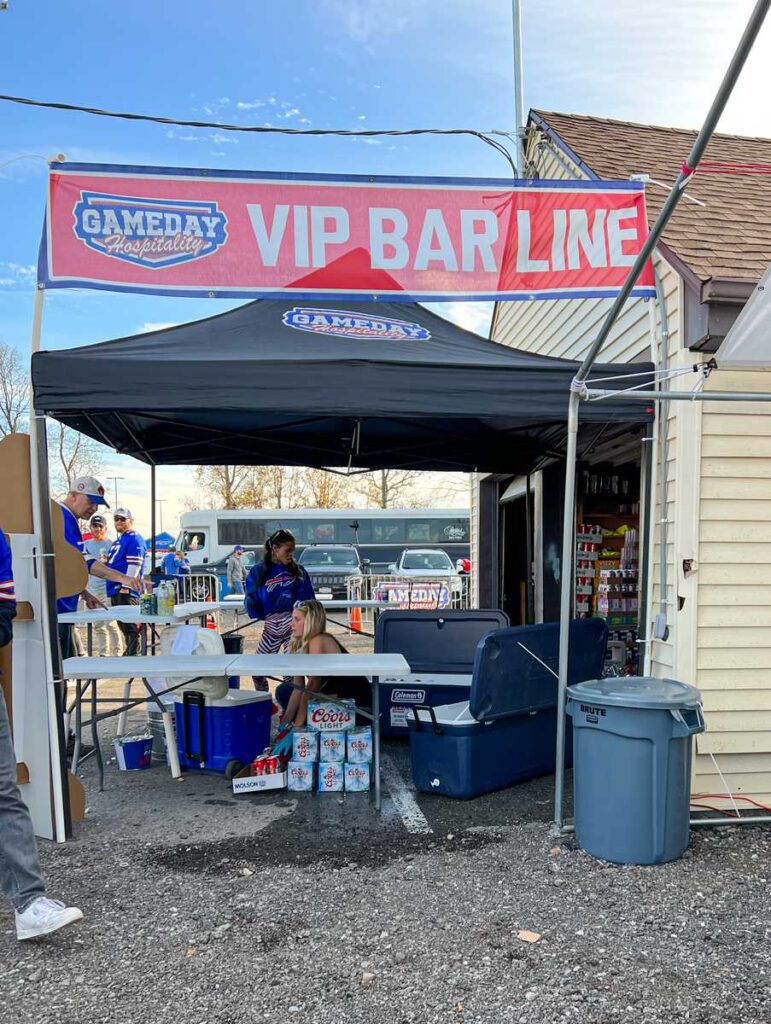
[{"xmin": 701, "ymin": 277, "xmax": 758, "ymax": 304}]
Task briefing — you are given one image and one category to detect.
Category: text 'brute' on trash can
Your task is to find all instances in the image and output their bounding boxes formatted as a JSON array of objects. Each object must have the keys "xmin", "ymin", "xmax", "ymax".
[{"xmin": 567, "ymin": 677, "xmax": 705, "ymax": 866}]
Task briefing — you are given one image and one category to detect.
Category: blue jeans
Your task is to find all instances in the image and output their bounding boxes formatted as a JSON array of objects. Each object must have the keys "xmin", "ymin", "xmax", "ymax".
[
  {"xmin": 0, "ymin": 687, "xmax": 45, "ymax": 911},
  {"xmin": 230, "ymin": 580, "xmax": 245, "ymax": 595}
]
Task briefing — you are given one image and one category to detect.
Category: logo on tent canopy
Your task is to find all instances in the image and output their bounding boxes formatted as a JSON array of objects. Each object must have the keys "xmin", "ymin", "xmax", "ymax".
[
  {"xmin": 282, "ymin": 307, "xmax": 431, "ymax": 341},
  {"xmin": 72, "ymin": 192, "xmax": 228, "ymax": 269}
]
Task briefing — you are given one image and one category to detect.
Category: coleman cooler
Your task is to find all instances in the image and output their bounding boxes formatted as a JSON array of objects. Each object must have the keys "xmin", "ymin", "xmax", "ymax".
[
  {"xmin": 408, "ymin": 618, "xmax": 608, "ymax": 798},
  {"xmin": 374, "ymin": 609, "xmax": 509, "ymax": 735},
  {"xmin": 175, "ymin": 689, "xmax": 272, "ymax": 773}
]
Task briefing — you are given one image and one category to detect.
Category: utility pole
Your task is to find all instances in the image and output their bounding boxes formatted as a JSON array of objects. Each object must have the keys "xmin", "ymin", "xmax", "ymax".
[
  {"xmin": 155, "ymin": 498, "xmax": 167, "ymax": 533},
  {"xmin": 512, "ymin": 0, "xmax": 525, "ymax": 175},
  {"xmin": 106, "ymin": 475, "xmax": 124, "ymax": 508}
]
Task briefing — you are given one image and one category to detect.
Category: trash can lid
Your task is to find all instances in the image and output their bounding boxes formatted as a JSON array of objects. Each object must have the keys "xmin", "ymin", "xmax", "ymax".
[{"xmin": 566, "ymin": 676, "xmax": 702, "ymax": 710}]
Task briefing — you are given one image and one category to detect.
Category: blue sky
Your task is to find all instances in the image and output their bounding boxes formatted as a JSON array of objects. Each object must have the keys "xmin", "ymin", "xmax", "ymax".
[{"xmin": 1, "ymin": 0, "xmax": 770, "ymax": 527}]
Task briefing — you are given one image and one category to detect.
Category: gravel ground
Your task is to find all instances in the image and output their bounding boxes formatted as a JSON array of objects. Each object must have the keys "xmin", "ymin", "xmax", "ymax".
[{"xmin": 3, "ymin": 619, "xmax": 771, "ymax": 1022}]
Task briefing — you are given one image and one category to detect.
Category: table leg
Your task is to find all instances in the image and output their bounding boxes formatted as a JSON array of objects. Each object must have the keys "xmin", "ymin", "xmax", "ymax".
[
  {"xmin": 162, "ymin": 710, "xmax": 181, "ymax": 779},
  {"xmin": 373, "ymin": 677, "xmax": 381, "ymax": 812},
  {"xmin": 91, "ymin": 675, "xmax": 104, "ymax": 791},
  {"xmin": 116, "ymin": 679, "xmax": 132, "ymax": 736},
  {"xmin": 71, "ymin": 679, "xmax": 83, "ymax": 770}
]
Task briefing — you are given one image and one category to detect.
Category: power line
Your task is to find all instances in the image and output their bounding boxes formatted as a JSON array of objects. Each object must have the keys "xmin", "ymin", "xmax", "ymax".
[{"xmin": 0, "ymin": 93, "xmax": 518, "ymax": 173}]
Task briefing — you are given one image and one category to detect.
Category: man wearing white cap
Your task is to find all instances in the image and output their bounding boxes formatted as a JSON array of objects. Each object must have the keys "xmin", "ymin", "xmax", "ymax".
[
  {"xmin": 105, "ymin": 508, "xmax": 147, "ymax": 657},
  {"xmin": 57, "ymin": 476, "xmax": 144, "ymax": 659}
]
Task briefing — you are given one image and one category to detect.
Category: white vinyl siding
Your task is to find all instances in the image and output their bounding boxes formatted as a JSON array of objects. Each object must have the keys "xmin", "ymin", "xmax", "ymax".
[{"xmin": 692, "ymin": 374, "xmax": 771, "ymax": 803}]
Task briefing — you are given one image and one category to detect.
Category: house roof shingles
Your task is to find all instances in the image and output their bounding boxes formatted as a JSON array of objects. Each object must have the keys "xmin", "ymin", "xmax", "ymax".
[{"xmin": 534, "ymin": 110, "xmax": 771, "ymax": 286}]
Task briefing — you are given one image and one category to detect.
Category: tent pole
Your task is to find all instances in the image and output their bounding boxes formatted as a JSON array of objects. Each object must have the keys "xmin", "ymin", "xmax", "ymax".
[
  {"xmin": 150, "ymin": 465, "xmax": 157, "ymax": 576},
  {"xmin": 586, "ymin": 389, "xmax": 771, "ymax": 403},
  {"xmin": 29, "ymin": 285, "xmax": 71, "ymax": 842},
  {"xmin": 525, "ymin": 472, "xmax": 534, "ymax": 622},
  {"xmin": 574, "ymin": 0, "xmax": 771, "ymax": 386},
  {"xmin": 551, "ymin": 388, "xmax": 580, "ymax": 834}
]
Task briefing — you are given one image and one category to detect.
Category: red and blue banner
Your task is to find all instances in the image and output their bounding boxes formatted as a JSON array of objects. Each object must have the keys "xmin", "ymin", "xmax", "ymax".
[{"xmin": 40, "ymin": 163, "xmax": 655, "ymax": 301}]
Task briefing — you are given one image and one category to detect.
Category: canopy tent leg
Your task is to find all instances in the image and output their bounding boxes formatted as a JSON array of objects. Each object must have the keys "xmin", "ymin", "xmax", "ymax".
[
  {"xmin": 551, "ymin": 389, "xmax": 580, "ymax": 835},
  {"xmin": 30, "ymin": 285, "xmax": 71, "ymax": 842},
  {"xmin": 150, "ymin": 464, "xmax": 157, "ymax": 577}
]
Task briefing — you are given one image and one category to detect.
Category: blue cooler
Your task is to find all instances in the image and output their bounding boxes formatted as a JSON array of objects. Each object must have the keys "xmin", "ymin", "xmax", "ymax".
[
  {"xmin": 174, "ymin": 689, "xmax": 272, "ymax": 773},
  {"xmin": 375, "ymin": 609, "xmax": 509, "ymax": 736},
  {"xmin": 408, "ymin": 619, "xmax": 608, "ymax": 798}
]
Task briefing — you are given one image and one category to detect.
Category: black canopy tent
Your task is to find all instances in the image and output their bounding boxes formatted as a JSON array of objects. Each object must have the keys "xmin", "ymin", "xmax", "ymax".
[{"xmin": 31, "ymin": 299, "xmax": 652, "ymax": 474}]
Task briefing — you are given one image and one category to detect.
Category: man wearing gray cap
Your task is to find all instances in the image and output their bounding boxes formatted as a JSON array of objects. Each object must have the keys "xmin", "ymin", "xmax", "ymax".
[{"xmin": 105, "ymin": 508, "xmax": 147, "ymax": 657}]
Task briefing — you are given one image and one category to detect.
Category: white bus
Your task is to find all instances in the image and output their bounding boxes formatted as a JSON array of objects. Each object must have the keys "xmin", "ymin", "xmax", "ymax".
[{"xmin": 175, "ymin": 508, "xmax": 470, "ymax": 574}]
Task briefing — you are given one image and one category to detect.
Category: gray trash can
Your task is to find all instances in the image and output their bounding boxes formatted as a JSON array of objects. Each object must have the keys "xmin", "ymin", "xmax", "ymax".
[{"xmin": 566, "ymin": 677, "xmax": 704, "ymax": 865}]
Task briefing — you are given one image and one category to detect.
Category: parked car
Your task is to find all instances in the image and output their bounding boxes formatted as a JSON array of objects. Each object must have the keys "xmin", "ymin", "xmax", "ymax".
[
  {"xmin": 188, "ymin": 547, "xmax": 263, "ymax": 599},
  {"xmin": 297, "ymin": 544, "xmax": 367, "ymax": 599},
  {"xmin": 388, "ymin": 549, "xmax": 458, "ymax": 578}
]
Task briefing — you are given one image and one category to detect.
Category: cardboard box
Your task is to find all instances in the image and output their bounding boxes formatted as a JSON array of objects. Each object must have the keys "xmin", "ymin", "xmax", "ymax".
[
  {"xmin": 292, "ymin": 729, "xmax": 319, "ymax": 762},
  {"xmin": 232, "ymin": 767, "xmax": 287, "ymax": 794},
  {"xmin": 347, "ymin": 727, "xmax": 373, "ymax": 764},
  {"xmin": 317, "ymin": 761, "xmax": 344, "ymax": 792},
  {"xmin": 319, "ymin": 731, "xmax": 346, "ymax": 763},
  {"xmin": 344, "ymin": 762, "xmax": 371, "ymax": 792},
  {"xmin": 307, "ymin": 698, "xmax": 356, "ymax": 733},
  {"xmin": 287, "ymin": 761, "xmax": 316, "ymax": 792}
]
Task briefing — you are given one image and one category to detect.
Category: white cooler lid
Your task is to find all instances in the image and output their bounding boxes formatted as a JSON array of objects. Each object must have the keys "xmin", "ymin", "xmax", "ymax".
[{"xmin": 174, "ymin": 689, "xmax": 272, "ymax": 708}]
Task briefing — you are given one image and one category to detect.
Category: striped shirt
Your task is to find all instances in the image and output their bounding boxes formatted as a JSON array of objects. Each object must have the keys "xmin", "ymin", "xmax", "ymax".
[{"xmin": 0, "ymin": 531, "xmax": 16, "ymax": 648}]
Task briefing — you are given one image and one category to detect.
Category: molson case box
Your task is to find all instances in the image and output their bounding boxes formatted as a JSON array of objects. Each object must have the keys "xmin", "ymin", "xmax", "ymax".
[
  {"xmin": 344, "ymin": 762, "xmax": 371, "ymax": 792},
  {"xmin": 307, "ymin": 699, "xmax": 356, "ymax": 733},
  {"xmin": 319, "ymin": 731, "xmax": 346, "ymax": 763},
  {"xmin": 346, "ymin": 727, "xmax": 373, "ymax": 764},
  {"xmin": 292, "ymin": 729, "xmax": 319, "ymax": 762},
  {"xmin": 317, "ymin": 761, "xmax": 344, "ymax": 792},
  {"xmin": 287, "ymin": 761, "xmax": 315, "ymax": 792}
]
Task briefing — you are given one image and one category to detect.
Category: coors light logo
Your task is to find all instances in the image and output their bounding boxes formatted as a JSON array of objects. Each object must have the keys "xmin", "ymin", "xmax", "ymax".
[
  {"xmin": 72, "ymin": 191, "xmax": 228, "ymax": 270},
  {"xmin": 307, "ymin": 699, "xmax": 356, "ymax": 732}
]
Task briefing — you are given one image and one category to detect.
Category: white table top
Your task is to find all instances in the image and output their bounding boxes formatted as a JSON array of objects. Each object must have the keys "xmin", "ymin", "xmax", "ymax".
[
  {"xmin": 178, "ymin": 598, "xmax": 390, "ymax": 614},
  {"xmin": 63, "ymin": 655, "xmax": 233, "ymax": 677},
  {"xmin": 59, "ymin": 601, "xmax": 223, "ymax": 625},
  {"xmin": 62, "ymin": 652, "xmax": 410, "ymax": 679}
]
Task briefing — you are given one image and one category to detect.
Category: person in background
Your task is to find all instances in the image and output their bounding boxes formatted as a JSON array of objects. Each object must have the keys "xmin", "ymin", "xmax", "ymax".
[
  {"xmin": 105, "ymin": 508, "xmax": 147, "ymax": 657},
  {"xmin": 58, "ymin": 478, "xmax": 143, "ymax": 659},
  {"xmin": 0, "ymin": 530, "xmax": 84, "ymax": 941},
  {"xmin": 81, "ymin": 514, "xmax": 122, "ymax": 657},
  {"xmin": 161, "ymin": 548, "xmax": 191, "ymax": 578},
  {"xmin": 226, "ymin": 545, "xmax": 247, "ymax": 596},
  {"xmin": 245, "ymin": 529, "xmax": 314, "ymax": 691},
  {"xmin": 276, "ymin": 599, "xmax": 371, "ymax": 728}
]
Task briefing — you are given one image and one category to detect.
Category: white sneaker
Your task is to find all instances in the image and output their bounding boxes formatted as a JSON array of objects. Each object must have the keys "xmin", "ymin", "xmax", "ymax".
[{"xmin": 15, "ymin": 897, "xmax": 84, "ymax": 941}]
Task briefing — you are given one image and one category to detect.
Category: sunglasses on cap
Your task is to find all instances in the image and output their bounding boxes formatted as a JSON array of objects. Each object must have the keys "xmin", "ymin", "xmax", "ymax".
[{"xmin": 293, "ymin": 600, "xmax": 313, "ymax": 610}]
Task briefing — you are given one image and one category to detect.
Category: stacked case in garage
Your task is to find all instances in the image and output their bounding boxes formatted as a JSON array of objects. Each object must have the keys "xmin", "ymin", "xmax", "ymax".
[
  {"xmin": 374, "ymin": 609, "xmax": 509, "ymax": 735},
  {"xmin": 408, "ymin": 619, "xmax": 608, "ymax": 798}
]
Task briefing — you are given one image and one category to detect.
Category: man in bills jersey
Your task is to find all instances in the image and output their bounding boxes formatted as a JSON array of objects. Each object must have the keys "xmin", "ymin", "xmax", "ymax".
[
  {"xmin": 106, "ymin": 508, "xmax": 147, "ymax": 656},
  {"xmin": 57, "ymin": 476, "xmax": 143, "ymax": 658}
]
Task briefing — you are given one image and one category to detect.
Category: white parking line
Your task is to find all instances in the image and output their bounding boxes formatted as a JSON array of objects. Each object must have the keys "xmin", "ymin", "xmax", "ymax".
[{"xmin": 380, "ymin": 752, "xmax": 433, "ymax": 835}]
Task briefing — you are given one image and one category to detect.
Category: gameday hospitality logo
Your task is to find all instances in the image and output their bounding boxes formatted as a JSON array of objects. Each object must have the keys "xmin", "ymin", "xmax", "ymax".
[
  {"xmin": 282, "ymin": 307, "xmax": 431, "ymax": 341},
  {"xmin": 72, "ymin": 192, "xmax": 228, "ymax": 269}
]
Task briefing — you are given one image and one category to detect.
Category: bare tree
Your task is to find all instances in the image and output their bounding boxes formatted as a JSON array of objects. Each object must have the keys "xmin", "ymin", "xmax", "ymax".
[
  {"xmin": 298, "ymin": 468, "xmax": 349, "ymax": 508},
  {"xmin": 190, "ymin": 465, "xmax": 254, "ymax": 508},
  {"xmin": 355, "ymin": 469, "xmax": 425, "ymax": 508},
  {"xmin": 48, "ymin": 422, "xmax": 105, "ymax": 495},
  {"xmin": 0, "ymin": 342, "xmax": 30, "ymax": 435}
]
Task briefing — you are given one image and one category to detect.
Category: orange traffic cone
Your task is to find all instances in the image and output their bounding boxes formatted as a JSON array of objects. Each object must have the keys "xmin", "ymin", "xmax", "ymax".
[{"xmin": 349, "ymin": 605, "xmax": 363, "ymax": 634}]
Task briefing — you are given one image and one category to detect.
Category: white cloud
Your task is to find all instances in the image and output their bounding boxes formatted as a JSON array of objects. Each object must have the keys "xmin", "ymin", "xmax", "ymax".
[
  {"xmin": 236, "ymin": 100, "xmax": 265, "ymax": 110},
  {"xmin": 0, "ymin": 262, "xmax": 36, "ymax": 288},
  {"xmin": 425, "ymin": 302, "xmax": 493, "ymax": 338},
  {"xmin": 139, "ymin": 322, "xmax": 178, "ymax": 334},
  {"xmin": 320, "ymin": 0, "xmax": 419, "ymax": 43},
  {"xmin": 280, "ymin": 107, "xmax": 301, "ymax": 120}
]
